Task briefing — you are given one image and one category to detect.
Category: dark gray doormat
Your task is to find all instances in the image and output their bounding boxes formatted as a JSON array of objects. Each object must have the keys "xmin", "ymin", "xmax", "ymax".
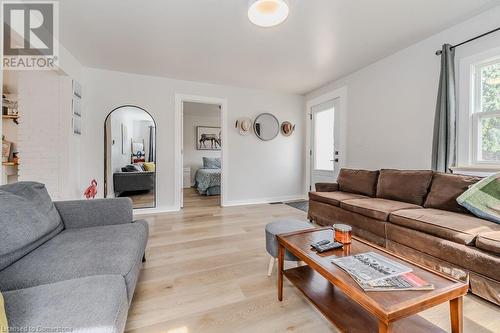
[{"xmin": 285, "ymin": 200, "xmax": 309, "ymax": 212}]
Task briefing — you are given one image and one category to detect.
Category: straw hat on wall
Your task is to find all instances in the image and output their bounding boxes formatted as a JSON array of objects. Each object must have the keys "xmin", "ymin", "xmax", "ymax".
[{"xmin": 235, "ymin": 117, "xmax": 253, "ymax": 136}]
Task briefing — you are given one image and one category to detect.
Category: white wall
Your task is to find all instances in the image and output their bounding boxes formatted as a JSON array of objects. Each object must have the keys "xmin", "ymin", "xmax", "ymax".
[
  {"xmin": 110, "ymin": 111, "xmax": 134, "ymax": 173},
  {"xmin": 307, "ymin": 5, "xmax": 500, "ymax": 171},
  {"xmin": 81, "ymin": 68, "xmax": 305, "ymax": 210},
  {"xmin": 183, "ymin": 111, "xmax": 221, "ymax": 185}
]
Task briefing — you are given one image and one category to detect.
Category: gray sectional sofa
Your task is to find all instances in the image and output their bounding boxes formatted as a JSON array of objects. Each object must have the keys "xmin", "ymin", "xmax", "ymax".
[{"xmin": 0, "ymin": 181, "xmax": 148, "ymax": 333}]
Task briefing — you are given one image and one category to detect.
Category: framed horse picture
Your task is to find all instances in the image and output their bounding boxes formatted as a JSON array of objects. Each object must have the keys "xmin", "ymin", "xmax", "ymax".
[{"xmin": 196, "ymin": 126, "xmax": 221, "ymax": 150}]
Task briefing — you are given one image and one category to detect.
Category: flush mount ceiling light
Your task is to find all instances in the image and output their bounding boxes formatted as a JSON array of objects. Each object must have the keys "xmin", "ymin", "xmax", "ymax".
[{"xmin": 248, "ymin": 0, "xmax": 289, "ymax": 28}]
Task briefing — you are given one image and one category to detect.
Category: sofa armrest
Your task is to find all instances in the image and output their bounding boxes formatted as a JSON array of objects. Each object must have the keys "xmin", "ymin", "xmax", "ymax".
[
  {"xmin": 54, "ymin": 198, "xmax": 133, "ymax": 229},
  {"xmin": 314, "ymin": 182, "xmax": 339, "ymax": 192}
]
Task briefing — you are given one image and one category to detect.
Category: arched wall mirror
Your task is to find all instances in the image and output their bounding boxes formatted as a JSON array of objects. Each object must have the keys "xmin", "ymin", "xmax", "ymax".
[
  {"xmin": 254, "ymin": 113, "xmax": 279, "ymax": 141},
  {"xmin": 104, "ymin": 105, "xmax": 156, "ymax": 209}
]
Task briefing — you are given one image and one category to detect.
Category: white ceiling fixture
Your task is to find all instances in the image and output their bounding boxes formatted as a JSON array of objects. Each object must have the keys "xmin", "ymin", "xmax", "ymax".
[{"xmin": 248, "ymin": 0, "xmax": 289, "ymax": 27}]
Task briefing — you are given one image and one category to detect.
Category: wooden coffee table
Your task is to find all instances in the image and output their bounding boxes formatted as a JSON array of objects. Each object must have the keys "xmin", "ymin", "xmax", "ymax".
[{"xmin": 277, "ymin": 227, "xmax": 468, "ymax": 333}]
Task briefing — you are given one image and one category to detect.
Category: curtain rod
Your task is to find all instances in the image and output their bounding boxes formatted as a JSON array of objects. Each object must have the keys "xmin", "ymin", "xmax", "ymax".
[{"xmin": 435, "ymin": 26, "xmax": 500, "ymax": 55}]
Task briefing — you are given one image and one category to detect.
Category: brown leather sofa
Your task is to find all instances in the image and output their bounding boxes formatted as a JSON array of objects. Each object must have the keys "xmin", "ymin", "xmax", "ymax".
[{"xmin": 308, "ymin": 168, "xmax": 500, "ymax": 305}]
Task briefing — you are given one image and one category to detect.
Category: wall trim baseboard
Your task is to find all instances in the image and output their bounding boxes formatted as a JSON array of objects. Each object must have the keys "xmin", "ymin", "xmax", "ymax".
[
  {"xmin": 223, "ymin": 195, "xmax": 308, "ymax": 207},
  {"xmin": 133, "ymin": 194, "xmax": 309, "ymax": 215},
  {"xmin": 133, "ymin": 206, "xmax": 178, "ymax": 217}
]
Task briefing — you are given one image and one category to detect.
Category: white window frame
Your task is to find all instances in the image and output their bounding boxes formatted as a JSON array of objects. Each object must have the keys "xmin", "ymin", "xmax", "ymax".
[
  {"xmin": 471, "ymin": 58, "xmax": 500, "ymax": 165},
  {"xmin": 457, "ymin": 47, "xmax": 500, "ymax": 169}
]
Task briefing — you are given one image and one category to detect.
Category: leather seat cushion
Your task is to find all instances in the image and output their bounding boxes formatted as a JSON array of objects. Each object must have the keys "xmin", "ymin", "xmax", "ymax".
[
  {"xmin": 309, "ymin": 191, "xmax": 368, "ymax": 207},
  {"xmin": 390, "ymin": 208, "xmax": 499, "ymax": 245},
  {"xmin": 340, "ymin": 198, "xmax": 421, "ymax": 221},
  {"xmin": 476, "ymin": 231, "xmax": 500, "ymax": 255}
]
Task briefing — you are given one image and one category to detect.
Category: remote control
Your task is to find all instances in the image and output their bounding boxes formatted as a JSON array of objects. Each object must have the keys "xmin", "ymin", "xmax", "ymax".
[
  {"xmin": 316, "ymin": 241, "xmax": 343, "ymax": 253},
  {"xmin": 311, "ymin": 240, "xmax": 330, "ymax": 250}
]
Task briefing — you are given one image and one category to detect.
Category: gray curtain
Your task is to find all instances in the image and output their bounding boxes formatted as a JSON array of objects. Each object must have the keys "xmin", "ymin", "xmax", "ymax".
[
  {"xmin": 148, "ymin": 126, "xmax": 155, "ymax": 162},
  {"xmin": 432, "ymin": 44, "xmax": 456, "ymax": 173}
]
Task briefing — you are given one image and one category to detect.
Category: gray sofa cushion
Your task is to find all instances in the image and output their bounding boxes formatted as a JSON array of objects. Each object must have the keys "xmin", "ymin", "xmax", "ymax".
[
  {"xmin": 4, "ymin": 275, "xmax": 128, "ymax": 333},
  {"xmin": 54, "ymin": 198, "xmax": 133, "ymax": 229},
  {"xmin": 0, "ymin": 182, "xmax": 63, "ymax": 270},
  {"xmin": 0, "ymin": 221, "xmax": 148, "ymax": 300}
]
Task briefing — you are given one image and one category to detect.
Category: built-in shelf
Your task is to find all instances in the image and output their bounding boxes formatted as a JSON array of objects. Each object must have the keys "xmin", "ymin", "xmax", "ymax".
[{"xmin": 2, "ymin": 162, "xmax": 19, "ymax": 166}]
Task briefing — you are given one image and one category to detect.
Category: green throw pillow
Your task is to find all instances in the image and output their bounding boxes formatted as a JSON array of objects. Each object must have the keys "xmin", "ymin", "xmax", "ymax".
[{"xmin": 457, "ymin": 172, "xmax": 500, "ymax": 224}]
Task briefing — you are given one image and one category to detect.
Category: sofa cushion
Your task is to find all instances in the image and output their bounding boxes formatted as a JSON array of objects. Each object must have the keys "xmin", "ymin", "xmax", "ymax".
[
  {"xmin": 424, "ymin": 173, "xmax": 481, "ymax": 213},
  {"xmin": 0, "ymin": 221, "xmax": 148, "ymax": 300},
  {"xmin": 314, "ymin": 182, "xmax": 339, "ymax": 192},
  {"xmin": 0, "ymin": 183, "xmax": 63, "ymax": 270},
  {"xmin": 3, "ymin": 275, "xmax": 128, "ymax": 333},
  {"xmin": 386, "ymin": 223, "xmax": 500, "ymax": 281},
  {"xmin": 337, "ymin": 168, "xmax": 379, "ymax": 197},
  {"xmin": 309, "ymin": 191, "xmax": 368, "ymax": 207},
  {"xmin": 340, "ymin": 198, "xmax": 421, "ymax": 221},
  {"xmin": 390, "ymin": 208, "xmax": 498, "ymax": 245},
  {"xmin": 476, "ymin": 231, "xmax": 500, "ymax": 255},
  {"xmin": 376, "ymin": 169, "xmax": 433, "ymax": 205}
]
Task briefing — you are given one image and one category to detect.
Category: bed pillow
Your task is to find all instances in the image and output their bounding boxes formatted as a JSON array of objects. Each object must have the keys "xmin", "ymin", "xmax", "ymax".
[
  {"xmin": 457, "ymin": 172, "xmax": 500, "ymax": 224},
  {"xmin": 122, "ymin": 164, "xmax": 143, "ymax": 172},
  {"xmin": 143, "ymin": 162, "xmax": 155, "ymax": 171},
  {"xmin": 203, "ymin": 157, "xmax": 221, "ymax": 169}
]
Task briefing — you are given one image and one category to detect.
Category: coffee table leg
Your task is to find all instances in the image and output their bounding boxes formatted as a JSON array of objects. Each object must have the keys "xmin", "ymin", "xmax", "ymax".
[
  {"xmin": 278, "ymin": 242, "xmax": 284, "ymax": 301},
  {"xmin": 378, "ymin": 321, "xmax": 392, "ymax": 333},
  {"xmin": 450, "ymin": 296, "xmax": 463, "ymax": 333}
]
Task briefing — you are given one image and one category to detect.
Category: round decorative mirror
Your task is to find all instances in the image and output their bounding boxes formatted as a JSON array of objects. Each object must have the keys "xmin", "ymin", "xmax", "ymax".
[{"xmin": 254, "ymin": 113, "xmax": 279, "ymax": 141}]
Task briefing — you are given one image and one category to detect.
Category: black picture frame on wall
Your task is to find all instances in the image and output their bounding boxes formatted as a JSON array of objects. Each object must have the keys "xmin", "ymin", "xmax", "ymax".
[{"xmin": 196, "ymin": 126, "xmax": 221, "ymax": 150}]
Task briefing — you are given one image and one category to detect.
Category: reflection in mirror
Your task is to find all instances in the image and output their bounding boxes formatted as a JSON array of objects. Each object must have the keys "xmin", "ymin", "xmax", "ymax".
[
  {"xmin": 104, "ymin": 106, "xmax": 156, "ymax": 209},
  {"xmin": 254, "ymin": 113, "xmax": 279, "ymax": 141}
]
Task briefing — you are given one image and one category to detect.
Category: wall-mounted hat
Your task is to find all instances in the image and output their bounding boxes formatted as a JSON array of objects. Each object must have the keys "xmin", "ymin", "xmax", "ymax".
[
  {"xmin": 281, "ymin": 121, "xmax": 295, "ymax": 136},
  {"xmin": 235, "ymin": 117, "xmax": 253, "ymax": 136}
]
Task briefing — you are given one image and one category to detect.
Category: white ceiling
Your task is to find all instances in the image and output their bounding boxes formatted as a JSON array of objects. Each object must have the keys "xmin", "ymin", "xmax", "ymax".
[{"xmin": 59, "ymin": 0, "xmax": 500, "ymax": 94}]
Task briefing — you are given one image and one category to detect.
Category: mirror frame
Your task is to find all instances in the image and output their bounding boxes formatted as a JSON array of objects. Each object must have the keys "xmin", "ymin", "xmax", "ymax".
[
  {"xmin": 103, "ymin": 105, "xmax": 157, "ymax": 208},
  {"xmin": 253, "ymin": 112, "xmax": 280, "ymax": 141}
]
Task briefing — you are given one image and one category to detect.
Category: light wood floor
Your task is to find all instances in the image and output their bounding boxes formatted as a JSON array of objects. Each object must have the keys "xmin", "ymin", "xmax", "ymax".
[
  {"xmin": 128, "ymin": 193, "xmax": 500, "ymax": 333},
  {"xmin": 120, "ymin": 190, "xmax": 156, "ymax": 209}
]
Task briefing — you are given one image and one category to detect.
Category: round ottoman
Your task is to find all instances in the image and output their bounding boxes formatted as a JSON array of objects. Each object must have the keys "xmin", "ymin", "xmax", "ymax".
[{"xmin": 265, "ymin": 219, "xmax": 312, "ymax": 276}]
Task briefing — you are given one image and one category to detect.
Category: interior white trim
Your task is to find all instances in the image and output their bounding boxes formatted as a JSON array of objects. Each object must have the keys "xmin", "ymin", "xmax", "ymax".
[
  {"xmin": 133, "ymin": 206, "xmax": 179, "ymax": 217},
  {"xmin": 305, "ymin": 86, "xmax": 348, "ymax": 191},
  {"xmin": 174, "ymin": 94, "xmax": 228, "ymax": 210},
  {"xmin": 457, "ymin": 46, "xmax": 500, "ymax": 168},
  {"xmin": 223, "ymin": 195, "xmax": 307, "ymax": 207}
]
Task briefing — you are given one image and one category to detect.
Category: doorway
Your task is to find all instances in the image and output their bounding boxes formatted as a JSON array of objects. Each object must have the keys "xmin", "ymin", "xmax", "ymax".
[
  {"xmin": 175, "ymin": 94, "xmax": 227, "ymax": 210},
  {"xmin": 182, "ymin": 101, "xmax": 222, "ymax": 208},
  {"xmin": 310, "ymin": 98, "xmax": 340, "ymax": 188},
  {"xmin": 104, "ymin": 105, "xmax": 156, "ymax": 209}
]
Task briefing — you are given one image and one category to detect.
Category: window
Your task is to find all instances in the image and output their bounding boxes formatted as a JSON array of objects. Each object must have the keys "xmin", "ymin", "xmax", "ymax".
[
  {"xmin": 313, "ymin": 105, "xmax": 334, "ymax": 171},
  {"xmin": 472, "ymin": 58, "xmax": 500, "ymax": 164}
]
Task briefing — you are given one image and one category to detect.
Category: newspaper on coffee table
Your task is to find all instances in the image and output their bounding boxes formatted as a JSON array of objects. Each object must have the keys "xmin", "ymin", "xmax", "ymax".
[{"xmin": 332, "ymin": 252, "xmax": 412, "ymax": 283}]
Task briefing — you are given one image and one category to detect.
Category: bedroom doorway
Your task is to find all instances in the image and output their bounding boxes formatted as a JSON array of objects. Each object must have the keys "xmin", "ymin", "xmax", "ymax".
[
  {"xmin": 104, "ymin": 105, "xmax": 156, "ymax": 209},
  {"xmin": 181, "ymin": 101, "xmax": 222, "ymax": 208}
]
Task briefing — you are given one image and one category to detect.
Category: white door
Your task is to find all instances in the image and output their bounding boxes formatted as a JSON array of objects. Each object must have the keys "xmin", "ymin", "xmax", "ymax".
[{"xmin": 310, "ymin": 98, "xmax": 340, "ymax": 190}]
